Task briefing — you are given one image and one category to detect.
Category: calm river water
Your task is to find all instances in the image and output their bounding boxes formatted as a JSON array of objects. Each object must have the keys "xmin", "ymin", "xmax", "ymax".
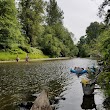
[{"xmin": 0, "ymin": 58, "xmax": 107, "ymax": 110}]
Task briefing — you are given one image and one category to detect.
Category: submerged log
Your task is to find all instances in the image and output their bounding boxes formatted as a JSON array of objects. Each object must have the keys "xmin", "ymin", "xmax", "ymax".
[{"xmin": 30, "ymin": 90, "xmax": 52, "ymax": 110}]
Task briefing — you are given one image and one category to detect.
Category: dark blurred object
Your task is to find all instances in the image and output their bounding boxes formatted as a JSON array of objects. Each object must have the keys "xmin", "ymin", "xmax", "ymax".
[
  {"xmin": 18, "ymin": 101, "xmax": 33, "ymax": 110},
  {"xmin": 103, "ymin": 97, "xmax": 110, "ymax": 109},
  {"xmin": 81, "ymin": 94, "xmax": 96, "ymax": 109}
]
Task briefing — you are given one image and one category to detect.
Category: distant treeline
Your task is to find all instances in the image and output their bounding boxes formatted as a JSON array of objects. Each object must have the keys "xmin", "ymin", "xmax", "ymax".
[
  {"xmin": 77, "ymin": 0, "xmax": 110, "ymax": 66},
  {"xmin": 0, "ymin": 0, "xmax": 78, "ymax": 57},
  {"xmin": 77, "ymin": 0, "xmax": 110, "ymax": 96}
]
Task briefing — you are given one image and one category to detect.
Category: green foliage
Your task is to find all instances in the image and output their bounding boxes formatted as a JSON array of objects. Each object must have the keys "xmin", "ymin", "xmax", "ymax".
[
  {"xmin": 46, "ymin": 0, "xmax": 64, "ymax": 25},
  {"xmin": 0, "ymin": 0, "xmax": 24, "ymax": 49},
  {"xmin": 40, "ymin": 33, "xmax": 62, "ymax": 57},
  {"xmin": 96, "ymin": 29, "xmax": 110, "ymax": 61},
  {"xmin": 0, "ymin": 48, "xmax": 48, "ymax": 61},
  {"xmin": 0, "ymin": 0, "xmax": 78, "ymax": 59},
  {"xmin": 86, "ymin": 22, "xmax": 104, "ymax": 44},
  {"xmin": 77, "ymin": 22, "xmax": 104, "ymax": 58},
  {"xmin": 39, "ymin": 24, "xmax": 78, "ymax": 57},
  {"xmin": 8, "ymin": 48, "xmax": 25, "ymax": 54},
  {"xmin": 52, "ymin": 24, "xmax": 78, "ymax": 57},
  {"xmin": 77, "ymin": 36, "xmax": 90, "ymax": 57},
  {"xmin": 18, "ymin": 45, "xmax": 32, "ymax": 53},
  {"xmin": 77, "ymin": 21, "xmax": 110, "ymax": 96},
  {"xmin": 98, "ymin": 72, "xmax": 110, "ymax": 96},
  {"xmin": 18, "ymin": 0, "xmax": 45, "ymax": 46}
]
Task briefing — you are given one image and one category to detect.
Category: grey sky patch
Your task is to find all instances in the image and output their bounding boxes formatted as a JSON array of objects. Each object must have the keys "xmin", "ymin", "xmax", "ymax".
[{"xmin": 56, "ymin": 0, "xmax": 103, "ymax": 42}]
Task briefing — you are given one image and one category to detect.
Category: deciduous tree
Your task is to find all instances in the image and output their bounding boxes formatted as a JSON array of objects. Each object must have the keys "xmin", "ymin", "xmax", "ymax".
[
  {"xmin": 18, "ymin": 0, "xmax": 44, "ymax": 46},
  {"xmin": 0, "ymin": 0, "xmax": 24, "ymax": 49},
  {"xmin": 46, "ymin": 0, "xmax": 64, "ymax": 26}
]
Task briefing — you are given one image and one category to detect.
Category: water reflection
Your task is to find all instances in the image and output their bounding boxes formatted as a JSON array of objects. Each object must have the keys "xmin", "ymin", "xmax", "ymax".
[
  {"xmin": 0, "ymin": 60, "xmax": 70, "ymax": 110},
  {"xmin": 81, "ymin": 94, "xmax": 96, "ymax": 110},
  {"xmin": 47, "ymin": 79, "xmax": 65, "ymax": 98},
  {"xmin": 0, "ymin": 58, "xmax": 107, "ymax": 110}
]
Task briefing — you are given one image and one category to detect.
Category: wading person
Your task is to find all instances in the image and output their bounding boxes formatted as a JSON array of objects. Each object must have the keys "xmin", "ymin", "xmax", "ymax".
[
  {"xmin": 25, "ymin": 53, "xmax": 29, "ymax": 62},
  {"xmin": 16, "ymin": 55, "xmax": 20, "ymax": 62}
]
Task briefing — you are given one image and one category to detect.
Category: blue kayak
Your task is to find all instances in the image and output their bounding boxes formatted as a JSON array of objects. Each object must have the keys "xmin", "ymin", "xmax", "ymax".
[{"xmin": 70, "ymin": 68, "xmax": 87, "ymax": 74}]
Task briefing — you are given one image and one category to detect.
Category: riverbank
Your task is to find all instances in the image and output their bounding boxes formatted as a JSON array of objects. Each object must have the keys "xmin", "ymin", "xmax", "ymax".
[
  {"xmin": 0, "ymin": 57, "xmax": 71, "ymax": 63},
  {"xmin": 0, "ymin": 51, "xmax": 48, "ymax": 61}
]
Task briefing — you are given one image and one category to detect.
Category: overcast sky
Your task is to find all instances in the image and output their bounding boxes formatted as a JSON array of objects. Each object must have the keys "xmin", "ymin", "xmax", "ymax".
[{"xmin": 55, "ymin": 0, "xmax": 103, "ymax": 42}]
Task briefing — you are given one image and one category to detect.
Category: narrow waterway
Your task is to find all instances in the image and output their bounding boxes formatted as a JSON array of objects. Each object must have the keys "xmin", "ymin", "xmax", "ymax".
[{"xmin": 0, "ymin": 58, "xmax": 106, "ymax": 110}]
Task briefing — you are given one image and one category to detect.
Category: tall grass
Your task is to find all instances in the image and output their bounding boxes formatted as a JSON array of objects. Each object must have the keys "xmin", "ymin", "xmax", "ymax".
[{"xmin": 0, "ymin": 52, "xmax": 48, "ymax": 61}]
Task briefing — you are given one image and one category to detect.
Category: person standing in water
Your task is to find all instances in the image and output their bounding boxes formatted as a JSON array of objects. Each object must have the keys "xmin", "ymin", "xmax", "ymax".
[
  {"xmin": 25, "ymin": 53, "xmax": 29, "ymax": 62},
  {"xmin": 16, "ymin": 55, "xmax": 20, "ymax": 62}
]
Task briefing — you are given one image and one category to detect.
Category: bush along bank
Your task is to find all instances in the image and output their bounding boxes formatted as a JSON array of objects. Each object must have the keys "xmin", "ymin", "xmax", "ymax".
[
  {"xmin": 98, "ymin": 71, "xmax": 110, "ymax": 97},
  {"xmin": 0, "ymin": 48, "xmax": 48, "ymax": 61}
]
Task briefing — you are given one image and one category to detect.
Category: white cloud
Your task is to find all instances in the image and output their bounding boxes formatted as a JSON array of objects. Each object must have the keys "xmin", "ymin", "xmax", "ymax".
[{"xmin": 56, "ymin": 0, "xmax": 103, "ymax": 42}]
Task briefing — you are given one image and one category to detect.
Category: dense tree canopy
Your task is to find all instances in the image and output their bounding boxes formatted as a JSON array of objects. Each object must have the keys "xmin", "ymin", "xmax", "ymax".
[
  {"xmin": 39, "ymin": 24, "xmax": 78, "ymax": 57},
  {"xmin": 18, "ymin": 0, "xmax": 45, "ymax": 47},
  {"xmin": 0, "ymin": 0, "xmax": 78, "ymax": 57},
  {"xmin": 46, "ymin": 0, "xmax": 64, "ymax": 26},
  {"xmin": 86, "ymin": 22, "xmax": 104, "ymax": 44},
  {"xmin": 0, "ymin": 0, "xmax": 24, "ymax": 49},
  {"xmin": 77, "ymin": 22, "xmax": 104, "ymax": 57},
  {"xmin": 37, "ymin": 0, "xmax": 78, "ymax": 57},
  {"xmin": 96, "ymin": 29, "xmax": 110, "ymax": 61}
]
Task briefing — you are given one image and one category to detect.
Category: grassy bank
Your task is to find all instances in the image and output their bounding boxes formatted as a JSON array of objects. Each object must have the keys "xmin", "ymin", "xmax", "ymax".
[
  {"xmin": 0, "ymin": 51, "xmax": 70, "ymax": 62},
  {"xmin": 0, "ymin": 51, "xmax": 49, "ymax": 61}
]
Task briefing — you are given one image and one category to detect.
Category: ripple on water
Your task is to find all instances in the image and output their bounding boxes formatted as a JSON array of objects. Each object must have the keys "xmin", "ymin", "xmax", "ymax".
[{"xmin": 0, "ymin": 58, "xmax": 107, "ymax": 110}]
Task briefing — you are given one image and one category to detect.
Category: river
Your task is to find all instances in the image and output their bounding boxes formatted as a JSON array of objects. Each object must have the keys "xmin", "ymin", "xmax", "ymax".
[{"xmin": 0, "ymin": 58, "xmax": 107, "ymax": 110}]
